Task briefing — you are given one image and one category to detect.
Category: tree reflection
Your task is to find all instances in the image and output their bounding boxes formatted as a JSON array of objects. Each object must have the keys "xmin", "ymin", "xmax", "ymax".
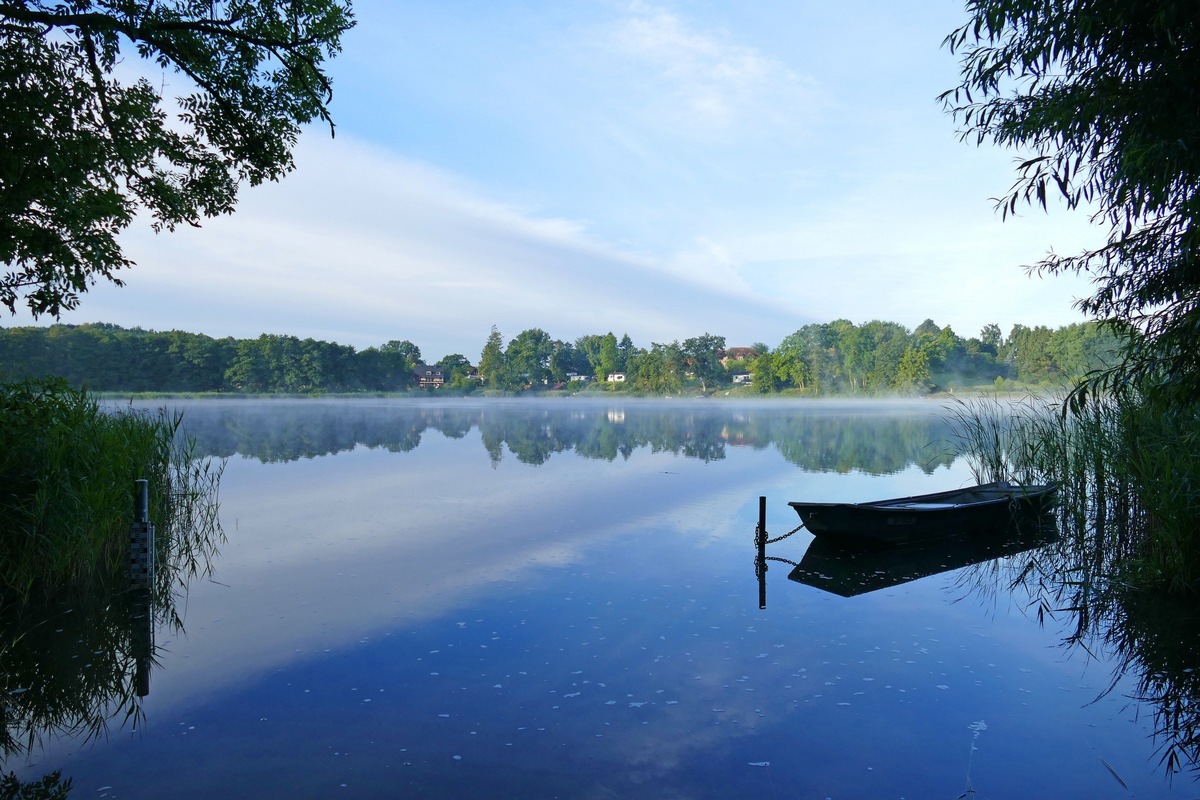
[{"xmin": 171, "ymin": 400, "xmax": 958, "ymax": 476}]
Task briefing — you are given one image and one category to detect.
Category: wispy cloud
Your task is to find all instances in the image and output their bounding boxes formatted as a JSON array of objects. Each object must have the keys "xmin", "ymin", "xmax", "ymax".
[
  {"xmin": 604, "ymin": 1, "xmax": 814, "ymax": 137},
  {"xmin": 17, "ymin": 133, "xmax": 803, "ymax": 355}
]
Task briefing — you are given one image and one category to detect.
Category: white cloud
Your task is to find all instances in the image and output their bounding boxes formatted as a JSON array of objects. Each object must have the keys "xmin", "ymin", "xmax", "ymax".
[
  {"xmin": 606, "ymin": 1, "xmax": 811, "ymax": 135},
  {"xmin": 11, "ymin": 132, "xmax": 803, "ymax": 354}
]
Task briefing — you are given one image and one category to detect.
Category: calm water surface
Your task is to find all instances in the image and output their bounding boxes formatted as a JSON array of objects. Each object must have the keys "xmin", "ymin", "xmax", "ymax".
[{"xmin": 5, "ymin": 399, "xmax": 1190, "ymax": 798}]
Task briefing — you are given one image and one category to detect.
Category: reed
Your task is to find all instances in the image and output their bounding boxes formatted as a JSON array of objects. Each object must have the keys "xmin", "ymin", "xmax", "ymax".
[
  {"xmin": 946, "ymin": 393, "xmax": 1200, "ymax": 594},
  {"xmin": 950, "ymin": 394, "xmax": 1200, "ymax": 778},
  {"xmin": 1, "ymin": 380, "xmax": 224, "ymax": 764},
  {"xmin": 0, "ymin": 379, "xmax": 223, "ymax": 602}
]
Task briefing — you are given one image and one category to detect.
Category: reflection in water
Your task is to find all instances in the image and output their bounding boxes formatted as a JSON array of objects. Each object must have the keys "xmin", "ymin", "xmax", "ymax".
[
  {"xmin": 1105, "ymin": 590, "xmax": 1200, "ymax": 777},
  {"xmin": 1, "ymin": 587, "xmax": 153, "ymax": 758},
  {"xmin": 787, "ymin": 520, "xmax": 1059, "ymax": 597},
  {"xmin": 992, "ymin": 510, "xmax": 1200, "ymax": 781},
  {"xmin": 0, "ymin": 470, "xmax": 223, "ymax": 776},
  {"xmin": 764, "ymin": 492, "xmax": 1200, "ymax": 781},
  {"xmin": 9, "ymin": 399, "xmax": 1195, "ymax": 796},
  {"xmin": 171, "ymin": 398, "xmax": 958, "ymax": 475}
]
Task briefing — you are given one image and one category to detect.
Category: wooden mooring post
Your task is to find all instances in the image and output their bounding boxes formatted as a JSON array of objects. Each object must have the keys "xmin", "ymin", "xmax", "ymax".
[
  {"xmin": 756, "ymin": 496, "xmax": 767, "ymax": 609},
  {"xmin": 130, "ymin": 479, "xmax": 155, "ymax": 590}
]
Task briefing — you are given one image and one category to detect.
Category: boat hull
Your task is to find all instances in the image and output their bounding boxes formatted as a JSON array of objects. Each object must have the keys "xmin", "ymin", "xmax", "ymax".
[{"xmin": 788, "ymin": 481, "xmax": 1058, "ymax": 546}]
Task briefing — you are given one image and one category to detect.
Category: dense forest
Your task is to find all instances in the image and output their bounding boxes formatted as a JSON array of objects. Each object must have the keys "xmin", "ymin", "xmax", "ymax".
[{"xmin": 0, "ymin": 319, "xmax": 1123, "ymax": 395}]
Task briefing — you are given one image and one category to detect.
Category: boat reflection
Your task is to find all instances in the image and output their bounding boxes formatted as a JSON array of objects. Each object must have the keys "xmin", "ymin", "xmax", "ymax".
[
  {"xmin": 786, "ymin": 520, "xmax": 1060, "ymax": 597},
  {"xmin": 756, "ymin": 492, "xmax": 1200, "ymax": 781}
]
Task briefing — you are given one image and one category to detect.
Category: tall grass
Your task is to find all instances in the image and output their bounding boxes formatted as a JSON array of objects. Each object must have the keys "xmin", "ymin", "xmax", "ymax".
[
  {"xmin": 0, "ymin": 378, "xmax": 224, "ymax": 601},
  {"xmin": 0, "ymin": 379, "xmax": 224, "ymax": 763},
  {"xmin": 946, "ymin": 393, "xmax": 1200, "ymax": 594},
  {"xmin": 949, "ymin": 393, "xmax": 1200, "ymax": 779}
]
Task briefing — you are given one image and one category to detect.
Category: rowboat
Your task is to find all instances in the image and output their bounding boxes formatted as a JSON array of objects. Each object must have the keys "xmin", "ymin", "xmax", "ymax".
[{"xmin": 787, "ymin": 481, "xmax": 1058, "ymax": 547}]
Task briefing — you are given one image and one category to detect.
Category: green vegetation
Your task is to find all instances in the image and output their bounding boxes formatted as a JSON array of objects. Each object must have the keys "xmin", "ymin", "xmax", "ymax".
[
  {"xmin": 1, "ymin": 0, "xmax": 354, "ymax": 317},
  {"xmin": 942, "ymin": 0, "xmax": 1200, "ymax": 598},
  {"xmin": 951, "ymin": 394, "xmax": 1200, "ymax": 594},
  {"xmin": 0, "ymin": 377, "xmax": 222, "ymax": 788},
  {"xmin": 943, "ymin": 0, "xmax": 1200, "ymax": 408},
  {"xmin": 0, "ymin": 379, "xmax": 223, "ymax": 601},
  {"xmin": 952, "ymin": 393, "xmax": 1200, "ymax": 776},
  {"xmin": 0, "ymin": 379, "xmax": 223, "ymax": 789},
  {"xmin": 748, "ymin": 318, "xmax": 1121, "ymax": 396},
  {"xmin": 0, "ymin": 771, "xmax": 70, "ymax": 799},
  {"xmin": 0, "ymin": 324, "xmax": 424, "ymax": 393},
  {"xmin": 0, "ymin": 318, "xmax": 1124, "ymax": 397}
]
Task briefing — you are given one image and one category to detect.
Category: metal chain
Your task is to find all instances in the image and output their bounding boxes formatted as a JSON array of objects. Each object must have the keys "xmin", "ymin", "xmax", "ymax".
[
  {"xmin": 753, "ymin": 554, "xmax": 799, "ymax": 577},
  {"xmin": 754, "ymin": 521, "xmax": 806, "ymax": 545}
]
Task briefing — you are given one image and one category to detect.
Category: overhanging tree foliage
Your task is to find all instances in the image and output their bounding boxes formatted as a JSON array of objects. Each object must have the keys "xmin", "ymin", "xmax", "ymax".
[
  {"xmin": 0, "ymin": 0, "xmax": 354, "ymax": 316},
  {"xmin": 940, "ymin": 0, "xmax": 1200, "ymax": 403}
]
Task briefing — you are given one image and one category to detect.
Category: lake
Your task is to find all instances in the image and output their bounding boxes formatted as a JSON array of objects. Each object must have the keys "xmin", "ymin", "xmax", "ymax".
[{"xmin": 4, "ymin": 398, "xmax": 1192, "ymax": 798}]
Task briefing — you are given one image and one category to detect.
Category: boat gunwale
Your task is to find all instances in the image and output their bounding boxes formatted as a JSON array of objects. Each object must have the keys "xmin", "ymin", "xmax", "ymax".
[
  {"xmin": 785, "ymin": 481, "xmax": 1059, "ymax": 545},
  {"xmin": 787, "ymin": 481, "xmax": 1057, "ymax": 515}
]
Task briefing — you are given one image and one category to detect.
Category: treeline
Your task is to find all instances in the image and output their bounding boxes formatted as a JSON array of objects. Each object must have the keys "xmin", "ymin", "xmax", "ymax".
[
  {"xmin": 0, "ymin": 318, "xmax": 1124, "ymax": 395},
  {"xmin": 745, "ymin": 319, "xmax": 1124, "ymax": 394},
  {"xmin": 475, "ymin": 319, "xmax": 1122, "ymax": 394},
  {"xmin": 0, "ymin": 323, "xmax": 429, "ymax": 393}
]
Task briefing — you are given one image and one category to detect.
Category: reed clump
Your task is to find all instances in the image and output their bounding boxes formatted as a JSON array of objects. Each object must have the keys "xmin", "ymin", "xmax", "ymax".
[
  {"xmin": 947, "ymin": 393, "xmax": 1200, "ymax": 594},
  {"xmin": 0, "ymin": 379, "xmax": 222, "ymax": 602}
]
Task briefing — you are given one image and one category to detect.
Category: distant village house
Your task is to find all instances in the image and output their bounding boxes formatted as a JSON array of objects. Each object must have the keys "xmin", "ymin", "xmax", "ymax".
[
  {"xmin": 720, "ymin": 347, "xmax": 759, "ymax": 368},
  {"xmin": 413, "ymin": 364, "xmax": 445, "ymax": 389}
]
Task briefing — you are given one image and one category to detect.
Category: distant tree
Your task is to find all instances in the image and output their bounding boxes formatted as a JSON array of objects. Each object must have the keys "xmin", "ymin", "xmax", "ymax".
[
  {"xmin": 681, "ymin": 333, "xmax": 725, "ymax": 392},
  {"xmin": 617, "ymin": 333, "xmax": 635, "ymax": 372},
  {"xmin": 597, "ymin": 333, "xmax": 619, "ymax": 382},
  {"xmin": 775, "ymin": 326, "xmax": 828, "ymax": 392},
  {"xmin": 942, "ymin": 0, "xmax": 1200, "ymax": 403},
  {"xmin": 1, "ymin": 0, "xmax": 354, "ymax": 317},
  {"xmin": 548, "ymin": 340, "xmax": 575, "ymax": 383},
  {"xmin": 893, "ymin": 346, "xmax": 932, "ymax": 394},
  {"xmin": 224, "ymin": 336, "xmax": 273, "ymax": 392},
  {"xmin": 748, "ymin": 348, "xmax": 781, "ymax": 394},
  {"xmin": 1006, "ymin": 324, "xmax": 1058, "ymax": 384},
  {"xmin": 478, "ymin": 326, "xmax": 511, "ymax": 390},
  {"xmin": 826, "ymin": 319, "xmax": 865, "ymax": 391},
  {"xmin": 507, "ymin": 328, "xmax": 554, "ymax": 387},
  {"xmin": 356, "ymin": 344, "xmax": 412, "ymax": 391},
  {"xmin": 381, "ymin": 340, "xmax": 422, "ymax": 369},
  {"xmin": 628, "ymin": 342, "xmax": 683, "ymax": 394},
  {"xmin": 979, "ymin": 323, "xmax": 1002, "ymax": 356},
  {"xmin": 927, "ymin": 325, "xmax": 962, "ymax": 372},
  {"xmin": 436, "ymin": 353, "xmax": 474, "ymax": 389},
  {"xmin": 913, "ymin": 319, "xmax": 941, "ymax": 344},
  {"xmin": 574, "ymin": 332, "xmax": 620, "ymax": 382},
  {"xmin": 858, "ymin": 320, "xmax": 910, "ymax": 392}
]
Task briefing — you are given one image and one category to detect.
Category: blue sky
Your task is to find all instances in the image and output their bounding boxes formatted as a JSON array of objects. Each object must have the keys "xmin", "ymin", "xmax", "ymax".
[{"xmin": 9, "ymin": 0, "xmax": 1103, "ymax": 361}]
